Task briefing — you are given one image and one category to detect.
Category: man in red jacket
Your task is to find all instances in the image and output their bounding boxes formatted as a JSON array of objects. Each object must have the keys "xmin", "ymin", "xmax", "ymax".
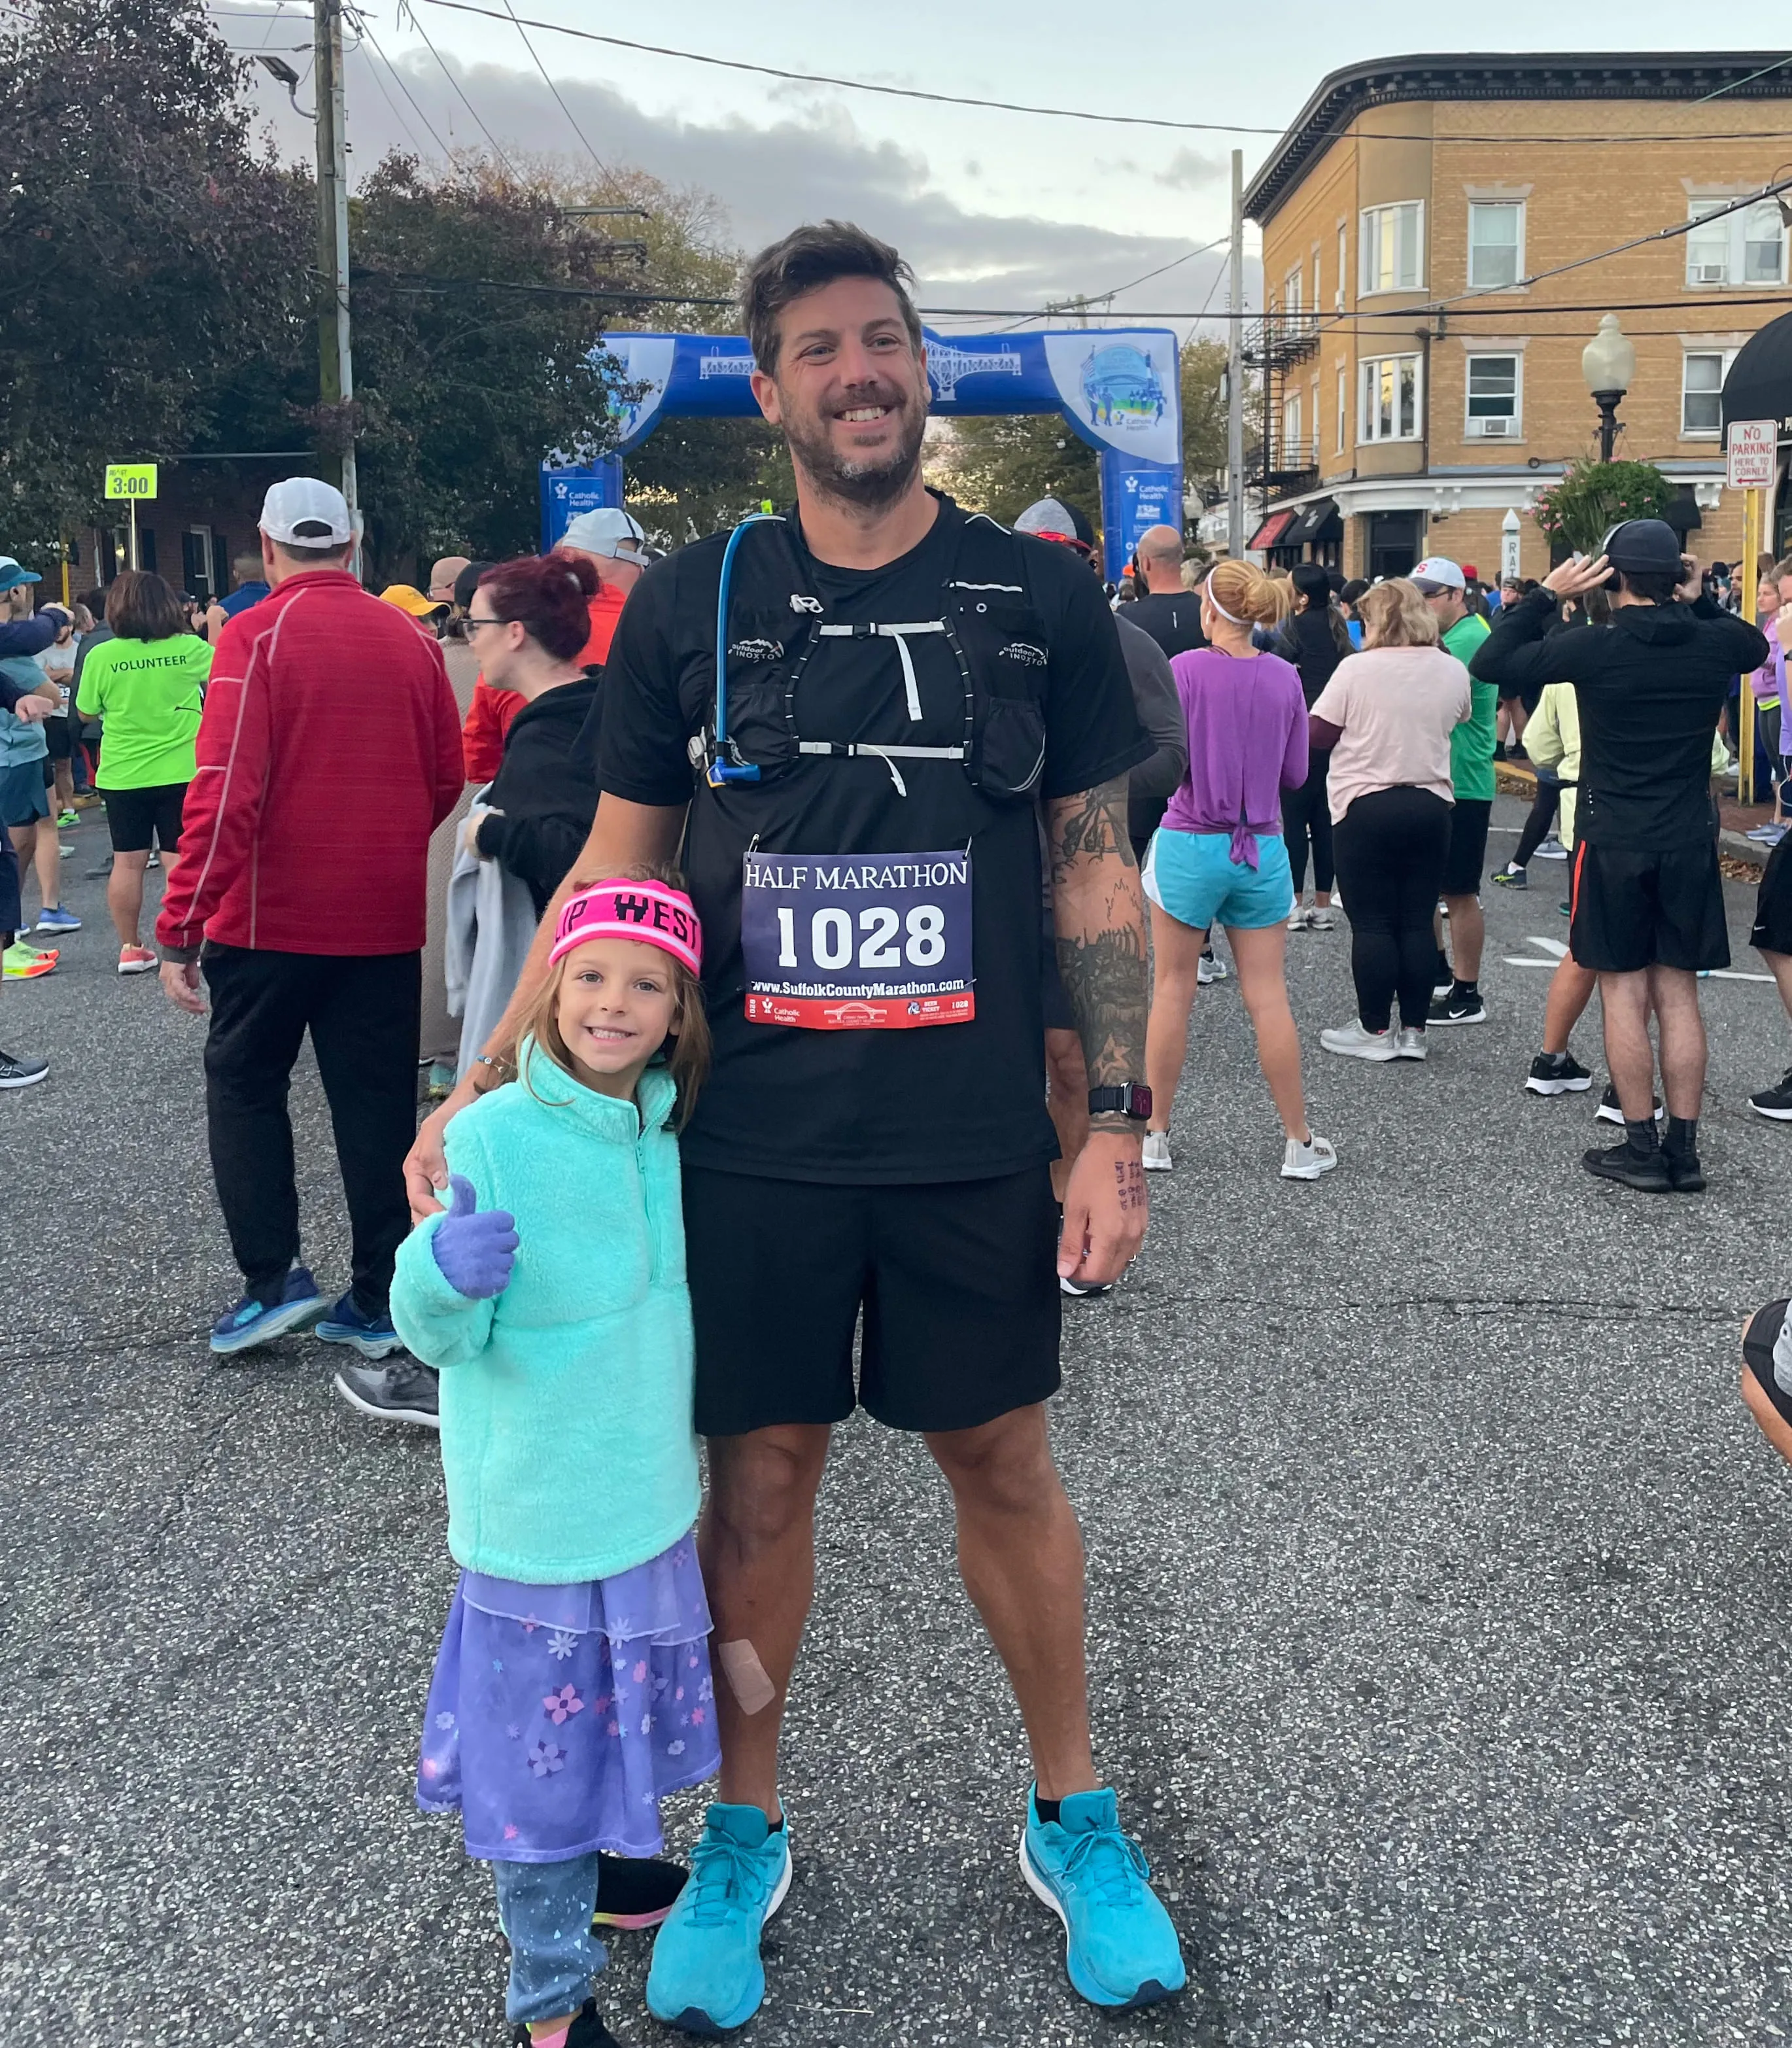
[{"xmin": 158, "ymin": 478, "xmax": 464, "ymax": 1421}]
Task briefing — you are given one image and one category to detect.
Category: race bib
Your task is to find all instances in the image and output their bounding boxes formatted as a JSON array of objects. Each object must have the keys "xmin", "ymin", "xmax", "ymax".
[{"xmin": 740, "ymin": 849, "xmax": 974, "ymax": 1029}]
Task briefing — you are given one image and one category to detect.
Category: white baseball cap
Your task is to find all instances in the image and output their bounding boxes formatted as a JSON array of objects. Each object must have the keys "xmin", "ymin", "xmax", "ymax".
[
  {"xmin": 260, "ymin": 477, "xmax": 355, "ymax": 548},
  {"xmin": 1409, "ymin": 555, "xmax": 1466, "ymax": 594},
  {"xmin": 560, "ymin": 506, "xmax": 651, "ymax": 561}
]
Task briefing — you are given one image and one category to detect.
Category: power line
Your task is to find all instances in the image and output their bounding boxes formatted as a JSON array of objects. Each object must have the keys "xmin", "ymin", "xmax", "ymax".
[
  {"xmin": 351, "ymin": 21, "xmax": 436, "ymax": 159},
  {"xmin": 1689, "ymin": 53, "xmax": 1792, "ymax": 105},
  {"xmin": 499, "ymin": 0, "xmax": 607, "ymax": 173},
  {"xmin": 356, "ymin": 13, "xmax": 458, "ymax": 163},
  {"xmin": 402, "ymin": 0, "xmax": 524, "ymax": 181}
]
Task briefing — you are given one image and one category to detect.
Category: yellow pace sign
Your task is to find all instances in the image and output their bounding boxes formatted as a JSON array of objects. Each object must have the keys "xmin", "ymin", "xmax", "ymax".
[{"xmin": 104, "ymin": 464, "xmax": 158, "ymax": 500}]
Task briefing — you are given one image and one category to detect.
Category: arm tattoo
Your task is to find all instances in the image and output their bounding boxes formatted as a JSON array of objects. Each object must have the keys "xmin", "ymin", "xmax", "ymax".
[
  {"xmin": 1115, "ymin": 1157, "xmax": 1147, "ymax": 1211},
  {"xmin": 1047, "ymin": 772, "xmax": 1148, "ymax": 1090}
]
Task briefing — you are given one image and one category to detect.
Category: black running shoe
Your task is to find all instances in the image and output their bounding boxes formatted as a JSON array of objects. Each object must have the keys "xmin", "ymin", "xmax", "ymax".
[
  {"xmin": 510, "ymin": 1999, "xmax": 621, "ymax": 2048},
  {"xmin": 1060, "ymin": 1274, "xmax": 1111, "ymax": 1299},
  {"xmin": 593, "ymin": 1854, "xmax": 688, "ymax": 1932},
  {"xmin": 1582, "ymin": 1139, "xmax": 1671, "ymax": 1192},
  {"xmin": 1749, "ymin": 1070, "xmax": 1792, "ymax": 1122},
  {"xmin": 1526, "ymin": 1050, "xmax": 1592, "ymax": 1096},
  {"xmin": 1490, "ymin": 862, "xmax": 1528, "ymax": 890},
  {"xmin": 1596, "ymin": 1085, "xmax": 1664, "ymax": 1126},
  {"xmin": 1428, "ymin": 987, "xmax": 1487, "ymax": 1027},
  {"xmin": 0, "ymin": 1048, "xmax": 48, "ymax": 1089},
  {"xmin": 332, "ymin": 1357, "xmax": 439, "ymax": 1429},
  {"xmin": 1664, "ymin": 1147, "xmax": 1706, "ymax": 1193}
]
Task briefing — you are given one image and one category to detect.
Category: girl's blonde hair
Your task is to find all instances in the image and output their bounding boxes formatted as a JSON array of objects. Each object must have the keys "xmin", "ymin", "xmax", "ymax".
[
  {"xmin": 1356, "ymin": 577, "xmax": 1439, "ymax": 649},
  {"xmin": 1204, "ymin": 557, "xmax": 1292, "ymax": 630},
  {"xmin": 515, "ymin": 865, "xmax": 712, "ymax": 1130}
]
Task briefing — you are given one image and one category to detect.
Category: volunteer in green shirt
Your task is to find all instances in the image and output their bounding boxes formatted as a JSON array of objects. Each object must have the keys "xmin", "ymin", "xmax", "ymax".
[
  {"xmin": 75, "ymin": 570, "xmax": 211, "ymax": 974},
  {"xmin": 1410, "ymin": 557, "xmax": 1494, "ymax": 1026}
]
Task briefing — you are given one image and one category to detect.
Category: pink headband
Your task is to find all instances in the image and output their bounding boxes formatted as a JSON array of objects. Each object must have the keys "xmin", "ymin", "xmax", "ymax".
[{"xmin": 549, "ymin": 879, "xmax": 703, "ymax": 977}]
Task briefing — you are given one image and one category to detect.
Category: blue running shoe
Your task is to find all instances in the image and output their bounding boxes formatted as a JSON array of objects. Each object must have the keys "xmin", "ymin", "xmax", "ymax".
[
  {"xmin": 209, "ymin": 1266, "xmax": 322, "ymax": 1355},
  {"xmin": 1020, "ymin": 1786, "xmax": 1186, "ymax": 2010},
  {"xmin": 313, "ymin": 1291, "xmax": 405, "ymax": 1360},
  {"xmin": 645, "ymin": 1803, "xmax": 791, "ymax": 2034},
  {"xmin": 34, "ymin": 905, "xmax": 81, "ymax": 933}
]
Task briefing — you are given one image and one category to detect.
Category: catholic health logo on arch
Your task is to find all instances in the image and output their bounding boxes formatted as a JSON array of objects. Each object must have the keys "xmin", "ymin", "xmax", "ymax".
[{"xmin": 1042, "ymin": 332, "xmax": 1180, "ymax": 466}]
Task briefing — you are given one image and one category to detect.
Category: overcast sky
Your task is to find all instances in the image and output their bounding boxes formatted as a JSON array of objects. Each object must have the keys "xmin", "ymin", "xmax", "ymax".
[{"xmin": 220, "ymin": 2, "xmax": 1773, "ymax": 337}]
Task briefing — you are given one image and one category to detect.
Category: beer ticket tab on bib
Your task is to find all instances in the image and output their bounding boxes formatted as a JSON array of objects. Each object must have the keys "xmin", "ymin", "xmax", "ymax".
[{"xmin": 740, "ymin": 849, "xmax": 975, "ymax": 1030}]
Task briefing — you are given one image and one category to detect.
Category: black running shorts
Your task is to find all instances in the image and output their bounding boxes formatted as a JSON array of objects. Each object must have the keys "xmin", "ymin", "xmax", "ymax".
[
  {"xmin": 1742, "ymin": 1300, "xmax": 1792, "ymax": 1431},
  {"xmin": 43, "ymin": 717, "xmax": 71, "ymax": 763},
  {"xmin": 1440, "ymin": 797, "xmax": 1492, "ymax": 897},
  {"xmin": 1570, "ymin": 838, "xmax": 1729, "ymax": 974},
  {"xmin": 682, "ymin": 1164, "xmax": 1062, "ymax": 1436},
  {"xmin": 1751, "ymin": 835, "xmax": 1792, "ymax": 958},
  {"xmin": 102, "ymin": 781, "xmax": 188, "ymax": 856}
]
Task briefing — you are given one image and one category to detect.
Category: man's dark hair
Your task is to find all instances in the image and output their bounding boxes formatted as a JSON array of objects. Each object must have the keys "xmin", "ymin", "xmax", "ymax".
[
  {"xmin": 78, "ymin": 587, "xmax": 105, "ymax": 614},
  {"xmin": 1617, "ymin": 569, "xmax": 1680, "ymax": 606},
  {"xmin": 232, "ymin": 550, "xmax": 263, "ymax": 582},
  {"xmin": 105, "ymin": 569, "xmax": 186, "ymax": 640},
  {"xmin": 740, "ymin": 220, "xmax": 923, "ymax": 376},
  {"xmin": 273, "ymin": 537, "xmax": 353, "ymax": 566}
]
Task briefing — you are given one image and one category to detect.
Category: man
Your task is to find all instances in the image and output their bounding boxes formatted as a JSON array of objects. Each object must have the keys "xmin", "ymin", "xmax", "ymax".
[
  {"xmin": 1016, "ymin": 498, "xmax": 1186, "ymax": 1264},
  {"xmin": 378, "ymin": 583, "xmax": 450, "ymax": 636},
  {"xmin": 1411, "ymin": 556, "xmax": 1493, "ymax": 1026},
  {"xmin": 1126, "ymin": 523, "xmax": 1207, "ymax": 659},
  {"xmin": 203, "ymin": 550, "xmax": 271, "ymax": 640},
  {"xmin": 0, "ymin": 564, "xmax": 80, "ymax": 956},
  {"xmin": 156, "ymin": 478, "xmax": 464, "ymax": 1412},
  {"xmin": 405, "ymin": 221, "xmax": 1183, "ymax": 2026},
  {"xmin": 1473, "ymin": 521, "xmax": 1767, "ymax": 1192},
  {"xmin": 557, "ymin": 505, "xmax": 652, "ymax": 667},
  {"xmin": 427, "ymin": 553, "xmax": 470, "ymax": 611},
  {"xmin": 34, "ymin": 605, "xmax": 80, "ymax": 824},
  {"xmin": 0, "ymin": 578, "xmax": 58, "ymax": 1060}
]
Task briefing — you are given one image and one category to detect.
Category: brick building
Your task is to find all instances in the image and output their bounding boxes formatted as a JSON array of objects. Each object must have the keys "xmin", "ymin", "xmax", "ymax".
[
  {"xmin": 61, "ymin": 460, "xmax": 303, "ymax": 606},
  {"xmin": 1241, "ymin": 53, "xmax": 1792, "ymax": 583}
]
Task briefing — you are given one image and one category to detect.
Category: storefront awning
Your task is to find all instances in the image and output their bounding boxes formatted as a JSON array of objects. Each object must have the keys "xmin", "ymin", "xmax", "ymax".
[
  {"xmin": 1282, "ymin": 496, "xmax": 1341, "ymax": 546},
  {"xmin": 1722, "ymin": 309, "xmax": 1792, "ymax": 433},
  {"xmin": 1248, "ymin": 510, "xmax": 1296, "ymax": 551}
]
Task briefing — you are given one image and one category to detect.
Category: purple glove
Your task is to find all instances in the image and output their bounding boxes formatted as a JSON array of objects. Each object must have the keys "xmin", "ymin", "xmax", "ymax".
[{"xmin": 430, "ymin": 1173, "xmax": 519, "ymax": 1300}]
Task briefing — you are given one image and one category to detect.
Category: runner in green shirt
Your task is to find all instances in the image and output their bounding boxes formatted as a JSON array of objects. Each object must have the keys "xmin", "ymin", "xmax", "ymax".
[
  {"xmin": 1412, "ymin": 558, "xmax": 1495, "ymax": 1025},
  {"xmin": 74, "ymin": 570, "xmax": 212, "ymax": 973}
]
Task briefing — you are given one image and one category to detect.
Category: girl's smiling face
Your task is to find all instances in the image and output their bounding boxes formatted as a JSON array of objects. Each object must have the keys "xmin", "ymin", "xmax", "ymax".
[{"xmin": 553, "ymin": 937, "xmax": 681, "ymax": 1099}]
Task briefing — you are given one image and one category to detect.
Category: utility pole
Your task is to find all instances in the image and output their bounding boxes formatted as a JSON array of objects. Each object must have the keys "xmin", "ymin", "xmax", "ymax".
[
  {"xmin": 314, "ymin": 0, "xmax": 359, "ymax": 563},
  {"xmin": 1226, "ymin": 148, "xmax": 1245, "ymax": 563}
]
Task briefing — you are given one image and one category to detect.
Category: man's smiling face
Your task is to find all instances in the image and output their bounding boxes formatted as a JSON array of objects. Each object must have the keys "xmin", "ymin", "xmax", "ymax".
[{"xmin": 751, "ymin": 274, "xmax": 930, "ymax": 511}]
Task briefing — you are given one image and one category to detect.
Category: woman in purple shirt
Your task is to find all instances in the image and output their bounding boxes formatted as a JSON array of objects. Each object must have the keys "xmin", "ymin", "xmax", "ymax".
[{"xmin": 1141, "ymin": 559, "xmax": 1337, "ymax": 1182}]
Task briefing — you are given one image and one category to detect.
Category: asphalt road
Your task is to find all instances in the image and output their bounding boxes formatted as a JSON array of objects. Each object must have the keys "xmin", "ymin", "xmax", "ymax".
[{"xmin": 2, "ymin": 795, "xmax": 1789, "ymax": 2048}]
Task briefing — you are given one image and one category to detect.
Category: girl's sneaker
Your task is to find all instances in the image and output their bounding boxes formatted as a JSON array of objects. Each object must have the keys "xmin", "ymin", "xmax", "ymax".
[
  {"xmin": 510, "ymin": 1998, "xmax": 621, "ymax": 2048},
  {"xmin": 118, "ymin": 945, "xmax": 158, "ymax": 975},
  {"xmin": 1281, "ymin": 1132, "xmax": 1338, "ymax": 1179},
  {"xmin": 1320, "ymin": 1021, "xmax": 1398, "ymax": 1062},
  {"xmin": 591, "ymin": 1853, "xmax": 687, "ymax": 1931},
  {"xmin": 1141, "ymin": 1132, "xmax": 1173, "ymax": 1171},
  {"xmin": 1286, "ymin": 902, "xmax": 1311, "ymax": 931},
  {"xmin": 1307, "ymin": 903, "xmax": 1338, "ymax": 930}
]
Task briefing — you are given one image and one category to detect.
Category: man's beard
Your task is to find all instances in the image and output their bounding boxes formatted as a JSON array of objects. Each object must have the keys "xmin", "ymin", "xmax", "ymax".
[{"xmin": 782, "ymin": 389, "xmax": 927, "ymax": 513}]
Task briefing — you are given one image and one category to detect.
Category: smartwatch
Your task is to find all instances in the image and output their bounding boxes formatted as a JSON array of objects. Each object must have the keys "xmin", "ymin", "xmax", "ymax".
[{"xmin": 1087, "ymin": 1083, "xmax": 1152, "ymax": 1122}]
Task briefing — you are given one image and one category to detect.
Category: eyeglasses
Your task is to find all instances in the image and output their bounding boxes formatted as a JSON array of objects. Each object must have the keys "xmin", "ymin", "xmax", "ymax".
[{"xmin": 464, "ymin": 614, "xmax": 506, "ymax": 633}]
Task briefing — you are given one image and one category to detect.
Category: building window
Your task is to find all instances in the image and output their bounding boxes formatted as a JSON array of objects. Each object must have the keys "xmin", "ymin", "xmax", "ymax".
[
  {"xmin": 1335, "ymin": 364, "xmax": 1347, "ymax": 450},
  {"xmin": 1681, "ymin": 349, "xmax": 1736, "ymax": 435},
  {"xmin": 1686, "ymin": 198, "xmax": 1788, "ymax": 286},
  {"xmin": 1283, "ymin": 264, "xmax": 1303, "ymax": 318},
  {"xmin": 1465, "ymin": 353, "xmax": 1522, "ymax": 438},
  {"xmin": 1335, "ymin": 224, "xmax": 1347, "ymax": 309},
  {"xmin": 1467, "ymin": 201, "xmax": 1524, "ymax": 289},
  {"xmin": 1360, "ymin": 353, "xmax": 1421, "ymax": 442},
  {"xmin": 1360, "ymin": 203, "xmax": 1424, "ymax": 294},
  {"xmin": 1311, "ymin": 252, "xmax": 1321, "ymax": 317},
  {"xmin": 1282, "ymin": 391, "xmax": 1303, "ymax": 466}
]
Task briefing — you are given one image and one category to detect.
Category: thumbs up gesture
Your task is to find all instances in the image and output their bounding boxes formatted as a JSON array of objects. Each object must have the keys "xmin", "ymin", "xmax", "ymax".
[{"xmin": 430, "ymin": 1173, "xmax": 520, "ymax": 1300}]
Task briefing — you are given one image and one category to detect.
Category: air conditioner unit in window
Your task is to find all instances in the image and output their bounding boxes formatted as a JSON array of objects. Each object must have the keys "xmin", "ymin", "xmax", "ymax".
[
  {"xmin": 1475, "ymin": 417, "xmax": 1513, "ymax": 438},
  {"xmin": 1691, "ymin": 262, "xmax": 1728, "ymax": 284}
]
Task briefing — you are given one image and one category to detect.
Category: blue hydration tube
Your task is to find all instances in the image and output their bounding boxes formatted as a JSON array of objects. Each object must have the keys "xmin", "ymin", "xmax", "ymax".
[{"xmin": 708, "ymin": 513, "xmax": 780, "ymax": 786}]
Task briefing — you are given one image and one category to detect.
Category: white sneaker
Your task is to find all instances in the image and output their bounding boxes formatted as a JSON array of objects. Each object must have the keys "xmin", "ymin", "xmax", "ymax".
[
  {"xmin": 1393, "ymin": 1027, "xmax": 1428, "ymax": 1061},
  {"xmin": 1286, "ymin": 902, "xmax": 1311, "ymax": 932},
  {"xmin": 1320, "ymin": 1020, "xmax": 1398, "ymax": 1062},
  {"xmin": 1534, "ymin": 836, "xmax": 1568, "ymax": 860},
  {"xmin": 1198, "ymin": 949, "xmax": 1229, "ymax": 986},
  {"xmin": 1307, "ymin": 904, "xmax": 1338, "ymax": 930},
  {"xmin": 1141, "ymin": 1131, "xmax": 1173, "ymax": 1171},
  {"xmin": 1281, "ymin": 1132, "xmax": 1338, "ymax": 1179}
]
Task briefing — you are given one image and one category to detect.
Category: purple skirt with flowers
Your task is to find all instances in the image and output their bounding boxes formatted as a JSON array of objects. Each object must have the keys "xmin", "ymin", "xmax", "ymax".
[{"xmin": 417, "ymin": 1530, "xmax": 720, "ymax": 1862}]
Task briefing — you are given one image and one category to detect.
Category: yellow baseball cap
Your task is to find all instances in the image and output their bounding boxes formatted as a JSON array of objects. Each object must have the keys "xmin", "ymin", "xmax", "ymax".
[{"xmin": 379, "ymin": 583, "xmax": 448, "ymax": 619}]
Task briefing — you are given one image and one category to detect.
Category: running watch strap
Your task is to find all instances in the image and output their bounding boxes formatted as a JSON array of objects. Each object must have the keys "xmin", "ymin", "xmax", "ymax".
[{"xmin": 1087, "ymin": 1084, "xmax": 1152, "ymax": 1121}]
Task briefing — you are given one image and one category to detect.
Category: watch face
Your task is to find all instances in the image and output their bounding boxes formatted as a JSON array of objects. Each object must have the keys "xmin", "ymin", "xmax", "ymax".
[{"xmin": 1126, "ymin": 1084, "xmax": 1153, "ymax": 1120}]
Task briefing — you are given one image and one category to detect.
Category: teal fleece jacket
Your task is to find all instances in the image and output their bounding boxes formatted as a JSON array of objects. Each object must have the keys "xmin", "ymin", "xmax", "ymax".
[{"xmin": 390, "ymin": 1042, "xmax": 700, "ymax": 1583}]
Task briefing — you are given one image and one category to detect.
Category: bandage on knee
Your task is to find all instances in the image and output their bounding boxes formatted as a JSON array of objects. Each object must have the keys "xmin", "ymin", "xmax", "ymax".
[{"xmin": 718, "ymin": 1639, "xmax": 776, "ymax": 1714}]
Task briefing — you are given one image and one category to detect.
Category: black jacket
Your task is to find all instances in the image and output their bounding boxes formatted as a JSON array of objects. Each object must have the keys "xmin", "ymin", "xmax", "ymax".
[
  {"xmin": 1471, "ymin": 587, "xmax": 1768, "ymax": 848},
  {"xmin": 1126, "ymin": 589, "xmax": 1207, "ymax": 660},
  {"xmin": 474, "ymin": 672, "xmax": 601, "ymax": 915},
  {"xmin": 1273, "ymin": 604, "xmax": 1351, "ymax": 708}
]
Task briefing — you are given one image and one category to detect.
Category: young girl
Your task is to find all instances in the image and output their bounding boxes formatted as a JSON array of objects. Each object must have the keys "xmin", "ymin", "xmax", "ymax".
[{"xmin": 390, "ymin": 874, "xmax": 717, "ymax": 2048}]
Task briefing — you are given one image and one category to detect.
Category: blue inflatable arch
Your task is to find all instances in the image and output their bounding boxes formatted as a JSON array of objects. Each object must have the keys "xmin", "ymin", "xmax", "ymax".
[{"xmin": 541, "ymin": 328, "xmax": 1183, "ymax": 573}]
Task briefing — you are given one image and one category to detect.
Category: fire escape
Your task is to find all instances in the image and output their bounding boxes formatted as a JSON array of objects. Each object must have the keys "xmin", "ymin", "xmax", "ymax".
[{"xmin": 1241, "ymin": 309, "xmax": 1321, "ymax": 500}]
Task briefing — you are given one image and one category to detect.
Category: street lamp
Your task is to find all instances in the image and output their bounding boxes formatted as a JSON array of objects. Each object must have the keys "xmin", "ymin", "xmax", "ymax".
[{"xmin": 1581, "ymin": 313, "xmax": 1636, "ymax": 464}]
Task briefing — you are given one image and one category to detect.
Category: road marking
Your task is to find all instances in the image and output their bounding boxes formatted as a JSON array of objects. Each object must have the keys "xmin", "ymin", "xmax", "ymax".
[{"xmin": 1501, "ymin": 932, "xmax": 1774, "ymax": 981}]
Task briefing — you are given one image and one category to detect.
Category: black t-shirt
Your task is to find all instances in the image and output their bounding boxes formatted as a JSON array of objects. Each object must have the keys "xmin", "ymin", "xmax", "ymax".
[
  {"xmin": 594, "ymin": 494, "xmax": 1148, "ymax": 1184},
  {"xmin": 1126, "ymin": 591, "xmax": 1208, "ymax": 660}
]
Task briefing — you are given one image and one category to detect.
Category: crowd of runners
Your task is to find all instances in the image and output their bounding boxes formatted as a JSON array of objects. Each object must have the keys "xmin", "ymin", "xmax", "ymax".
[{"xmin": 4, "ymin": 218, "xmax": 1791, "ymax": 2047}]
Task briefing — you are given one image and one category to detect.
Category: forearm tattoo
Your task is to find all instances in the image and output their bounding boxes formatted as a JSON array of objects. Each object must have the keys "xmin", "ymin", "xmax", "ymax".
[
  {"xmin": 1048, "ymin": 773, "xmax": 1148, "ymax": 1090},
  {"xmin": 1115, "ymin": 1158, "xmax": 1147, "ymax": 1211}
]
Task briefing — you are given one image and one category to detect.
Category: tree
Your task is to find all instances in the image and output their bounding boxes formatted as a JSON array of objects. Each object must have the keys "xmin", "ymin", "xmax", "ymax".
[
  {"xmin": 937, "ymin": 413, "xmax": 1101, "ymax": 531},
  {"xmin": 1531, "ymin": 460, "xmax": 1678, "ymax": 559},
  {"xmin": 0, "ymin": 0, "xmax": 310, "ymax": 566}
]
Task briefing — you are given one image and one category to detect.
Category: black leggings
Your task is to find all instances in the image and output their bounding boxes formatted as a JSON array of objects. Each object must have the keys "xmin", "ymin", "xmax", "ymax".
[
  {"xmin": 1332, "ymin": 786, "xmax": 1453, "ymax": 1032},
  {"xmin": 1513, "ymin": 772, "xmax": 1561, "ymax": 868},
  {"xmin": 1284, "ymin": 746, "xmax": 1334, "ymax": 896}
]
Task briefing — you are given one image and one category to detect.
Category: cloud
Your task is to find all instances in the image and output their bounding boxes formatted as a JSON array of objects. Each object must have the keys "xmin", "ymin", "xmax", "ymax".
[
  {"xmin": 243, "ymin": 33, "xmax": 1235, "ymax": 324},
  {"xmin": 1155, "ymin": 148, "xmax": 1226, "ymax": 192}
]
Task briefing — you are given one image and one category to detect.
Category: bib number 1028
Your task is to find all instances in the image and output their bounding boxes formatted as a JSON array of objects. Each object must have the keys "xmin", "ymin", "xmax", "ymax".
[{"xmin": 775, "ymin": 903, "xmax": 946, "ymax": 971}]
